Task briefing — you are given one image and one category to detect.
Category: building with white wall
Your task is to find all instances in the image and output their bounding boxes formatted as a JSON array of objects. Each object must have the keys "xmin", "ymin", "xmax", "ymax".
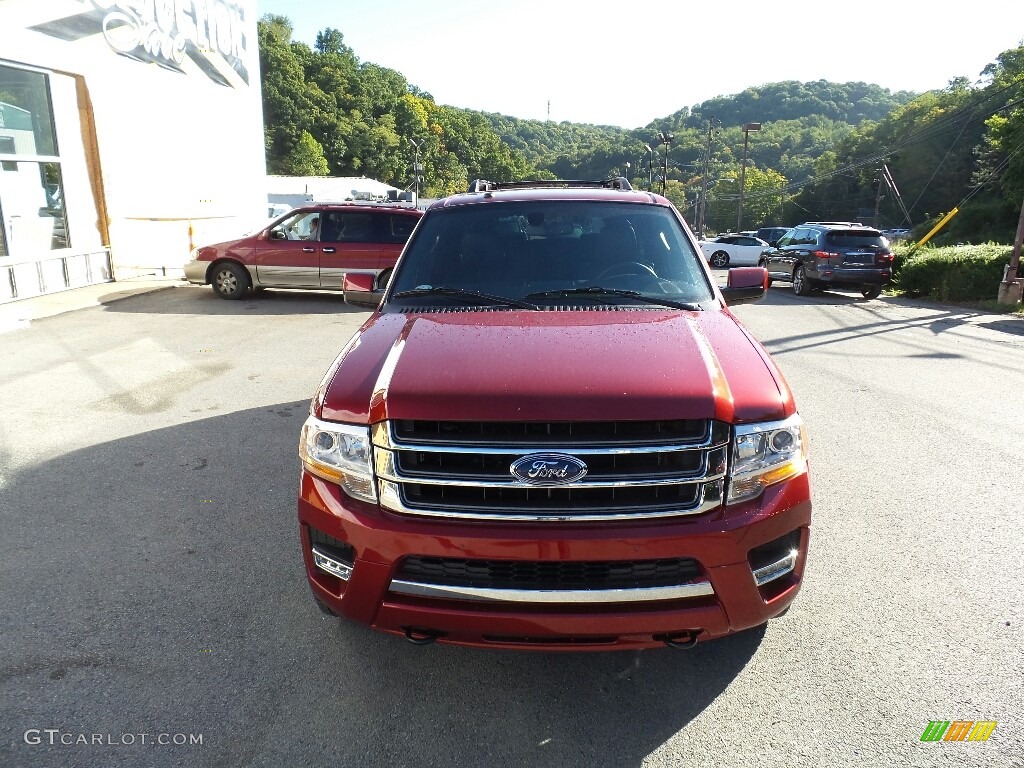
[{"xmin": 1, "ymin": 0, "xmax": 266, "ymax": 302}]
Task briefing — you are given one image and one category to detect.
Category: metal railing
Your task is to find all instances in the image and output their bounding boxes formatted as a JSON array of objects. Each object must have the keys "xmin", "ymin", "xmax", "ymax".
[{"xmin": 1, "ymin": 248, "xmax": 113, "ymax": 304}]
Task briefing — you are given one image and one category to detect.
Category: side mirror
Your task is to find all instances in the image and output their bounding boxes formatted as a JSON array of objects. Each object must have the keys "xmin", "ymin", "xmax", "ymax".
[
  {"xmin": 721, "ymin": 266, "xmax": 768, "ymax": 305},
  {"xmin": 342, "ymin": 272, "xmax": 381, "ymax": 307},
  {"xmin": 270, "ymin": 229, "xmax": 287, "ymax": 240}
]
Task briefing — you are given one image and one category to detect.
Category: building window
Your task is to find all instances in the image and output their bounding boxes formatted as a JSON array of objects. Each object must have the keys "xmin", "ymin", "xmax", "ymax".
[{"xmin": 0, "ymin": 63, "xmax": 68, "ymax": 255}]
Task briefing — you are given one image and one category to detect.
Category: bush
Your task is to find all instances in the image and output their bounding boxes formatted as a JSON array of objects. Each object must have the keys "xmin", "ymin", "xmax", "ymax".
[{"xmin": 892, "ymin": 244, "xmax": 1018, "ymax": 302}]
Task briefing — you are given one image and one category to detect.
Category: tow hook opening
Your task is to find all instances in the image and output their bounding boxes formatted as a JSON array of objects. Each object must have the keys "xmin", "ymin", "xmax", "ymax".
[
  {"xmin": 655, "ymin": 630, "xmax": 701, "ymax": 649},
  {"xmin": 402, "ymin": 626, "xmax": 447, "ymax": 646}
]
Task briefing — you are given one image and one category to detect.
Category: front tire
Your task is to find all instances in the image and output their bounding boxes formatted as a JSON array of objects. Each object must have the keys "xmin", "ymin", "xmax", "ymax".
[
  {"xmin": 710, "ymin": 251, "xmax": 730, "ymax": 268},
  {"xmin": 211, "ymin": 261, "xmax": 250, "ymax": 300},
  {"xmin": 793, "ymin": 265, "xmax": 814, "ymax": 296},
  {"xmin": 861, "ymin": 284, "xmax": 882, "ymax": 300}
]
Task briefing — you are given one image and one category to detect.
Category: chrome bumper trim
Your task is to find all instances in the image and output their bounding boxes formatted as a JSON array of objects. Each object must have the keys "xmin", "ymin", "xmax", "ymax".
[
  {"xmin": 752, "ymin": 549, "xmax": 798, "ymax": 586},
  {"xmin": 388, "ymin": 578, "xmax": 715, "ymax": 603}
]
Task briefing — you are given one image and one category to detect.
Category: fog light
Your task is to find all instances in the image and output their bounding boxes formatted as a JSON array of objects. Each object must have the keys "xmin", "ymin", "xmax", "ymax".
[{"xmin": 312, "ymin": 547, "xmax": 353, "ymax": 581}]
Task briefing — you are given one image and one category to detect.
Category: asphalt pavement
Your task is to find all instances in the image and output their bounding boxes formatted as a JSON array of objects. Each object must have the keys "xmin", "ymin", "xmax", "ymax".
[{"xmin": 1, "ymin": 281, "xmax": 1021, "ymax": 768}]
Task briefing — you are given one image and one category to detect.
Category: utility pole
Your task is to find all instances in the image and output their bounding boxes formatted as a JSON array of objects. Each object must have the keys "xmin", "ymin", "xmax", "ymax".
[
  {"xmin": 643, "ymin": 144, "xmax": 654, "ymax": 190},
  {"xmin": 873, "ymin": 170, "xmax": 884, "ymax": 229},
  {"xmin": 998, "ymin": 196, "xmax": 1024, "ymax": 305},
  {"xmin": 881, "ymin": 164, "xmax": 912, "ymax": 228},
  {"xmin": 736, "ymin": 122, "xmax": 761, "ymax": 233},
  {"xmin": 697, "ymin": 116, "xmax": 719, "ymax": 238}
]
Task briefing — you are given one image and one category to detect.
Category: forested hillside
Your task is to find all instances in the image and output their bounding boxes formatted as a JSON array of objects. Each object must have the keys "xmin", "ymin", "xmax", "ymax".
[{"xmin": 258, "ymin": 14, "xmax": 1024, "ymax": 242}]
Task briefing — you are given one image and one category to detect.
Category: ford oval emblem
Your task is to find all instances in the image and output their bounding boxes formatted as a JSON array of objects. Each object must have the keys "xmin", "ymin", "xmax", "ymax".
[{"xmin": 510, "ymin": 453, "xmax": 588, "ymax": 486}]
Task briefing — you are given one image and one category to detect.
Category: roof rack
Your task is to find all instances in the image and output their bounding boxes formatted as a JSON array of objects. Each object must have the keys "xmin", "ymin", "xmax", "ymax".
[
  {"xmin": 467, "ymin": 177, "xmax": 633, "ymax": 193},
  {"xmin": 804, "ymin": 221, "xmax": 866, "ymax": 227}
]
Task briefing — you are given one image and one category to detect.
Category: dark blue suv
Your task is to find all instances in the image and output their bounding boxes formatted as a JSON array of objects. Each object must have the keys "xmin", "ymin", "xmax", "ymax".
[{"xmin": 760, "ymin": 222, "xmax": 893, "ymax": 299}]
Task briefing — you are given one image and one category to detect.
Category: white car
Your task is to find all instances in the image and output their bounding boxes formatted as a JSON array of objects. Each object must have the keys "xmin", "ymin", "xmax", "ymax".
[{"xmin": 699, "ymin": 234, "xmax": 771, "ymax": 268}]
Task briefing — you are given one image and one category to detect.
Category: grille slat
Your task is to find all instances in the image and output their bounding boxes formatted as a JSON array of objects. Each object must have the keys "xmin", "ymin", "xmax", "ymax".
[
  {"xmin": 392, "ymin": 419, "xmax": 712, "ymax": 447},
  {"xmin": 399, "ymin": 555, "xmax": 702, "ymax": 590}
]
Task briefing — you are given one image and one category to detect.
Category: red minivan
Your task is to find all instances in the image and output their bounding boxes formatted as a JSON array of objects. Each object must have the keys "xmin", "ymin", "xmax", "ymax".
[
  {"xmin": 184, "ymin": 203, "xmax": 422, "ymax": 299},
  {"xmin": 298, "ymin": 179, "xmax": 811, "ymax": 651}
]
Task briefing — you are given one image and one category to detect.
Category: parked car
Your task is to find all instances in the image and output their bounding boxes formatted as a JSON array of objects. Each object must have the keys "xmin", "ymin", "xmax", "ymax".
[
  {"xmin": 699, "ymin": 234, "xmax": 772, "ymax": 268},
  {"xmin": 882, "ymin": 227, "xmax": 911, "ymax": 241},
  {"xmin": 184, "ymin": 203, "xmax": 423, "ymax": 299},
  {"xmin": 298, "ymin": 177, "xmax": 811, "ymax": 651},
  {"xmin": 756, "ymin": 226, "xmax": 791, "ymax": 247},
  {"xmin": 760, "ymin": 222, "xmax": 894, "ymax": 299}
]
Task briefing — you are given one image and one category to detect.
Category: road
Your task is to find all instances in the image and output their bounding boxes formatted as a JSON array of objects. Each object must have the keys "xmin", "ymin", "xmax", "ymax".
[{"xmin": 1, "ymin": 284, "xmax": 1021, "ymax": 768}]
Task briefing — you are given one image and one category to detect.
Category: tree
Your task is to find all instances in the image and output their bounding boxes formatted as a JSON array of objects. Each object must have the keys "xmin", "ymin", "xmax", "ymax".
[{"xmin": 285, "ymin": 131, "xmax": 329, "ymax": 176}]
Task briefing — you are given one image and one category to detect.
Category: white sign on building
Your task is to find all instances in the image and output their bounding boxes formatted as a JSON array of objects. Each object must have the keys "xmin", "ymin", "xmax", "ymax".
[{"xmin": 1, "ymin": 0, "xmax": 266, "ymax": 301}]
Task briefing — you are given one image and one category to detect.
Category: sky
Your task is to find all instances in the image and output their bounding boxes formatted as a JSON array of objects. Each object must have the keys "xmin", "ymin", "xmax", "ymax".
[{"xmin": 256, "ymin": 1, "xmax": 1024, "ymax": 129}]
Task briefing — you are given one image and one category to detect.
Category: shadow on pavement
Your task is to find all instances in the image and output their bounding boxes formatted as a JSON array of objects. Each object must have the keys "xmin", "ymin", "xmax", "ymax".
[{"xmin": 0, "ymin": 402, "xmax": 763, "ymax": 768}]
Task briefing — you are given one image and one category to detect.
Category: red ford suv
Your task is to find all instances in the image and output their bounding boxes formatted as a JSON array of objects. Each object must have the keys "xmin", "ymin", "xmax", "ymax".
[{"xmin": 298, "ymin": 179, "xmax": 811, "ymax": 651}]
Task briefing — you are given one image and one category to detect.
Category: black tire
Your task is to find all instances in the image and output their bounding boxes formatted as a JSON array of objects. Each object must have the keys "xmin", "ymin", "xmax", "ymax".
[
  {"xmin": 376, "ymin": 267, "xmax": 393, "ymax": 291},
  {"xmin": 710, "ymin": 251, "xmax": 730, "ymax": 269},
  {"xmin": 211, "ymin": 261, "xmax": 250, "ymax": 300},
  {"xmin": 861, "ymin": 284, "xmax": 882, "ymax": 300},
  {"xmin": 793, "ymin": 265, "xmax": 814, "ymax": 297},
  {"xmin": 758, "ymin": 259, "xmax": 773, "ymax": 288}
]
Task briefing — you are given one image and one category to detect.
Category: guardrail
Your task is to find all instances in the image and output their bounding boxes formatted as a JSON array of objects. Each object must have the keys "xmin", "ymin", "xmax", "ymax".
[{"xmin": 0, "ymin": 248, "xmax": 113, "ymax": 304}]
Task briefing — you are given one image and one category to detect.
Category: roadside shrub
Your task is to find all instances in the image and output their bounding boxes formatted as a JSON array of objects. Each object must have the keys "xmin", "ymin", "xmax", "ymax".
[{"xmin": 892, "ymin": 244, "xmax": 1017, "ymax": 301}]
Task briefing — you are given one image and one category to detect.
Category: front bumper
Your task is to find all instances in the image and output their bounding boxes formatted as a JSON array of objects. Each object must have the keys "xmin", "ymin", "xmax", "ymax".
[
  {"xmin": 298, "ymin": 469, "xmax": 812, "ymax": 651},
  {"xmin": 815, "ymin": 266, "xmax": 891, "ymax": 286},
  {"xmin": 183, "ymin": 259, "xmax": 209, "ymax": 285}
]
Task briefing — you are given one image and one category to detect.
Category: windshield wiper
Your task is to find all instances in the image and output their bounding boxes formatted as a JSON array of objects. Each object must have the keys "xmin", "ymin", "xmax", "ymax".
[
  {"xmin": 525, "ymin": 286, "xmax": 702, "ymax": 311},
  {"xmin": 391, "ymin": 286, "xmax": 539, "ymax": 310}
]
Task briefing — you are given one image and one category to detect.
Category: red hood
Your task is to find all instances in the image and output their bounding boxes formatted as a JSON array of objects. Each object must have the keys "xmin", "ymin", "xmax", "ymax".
[{"xmin": 319, "ymin": 310, "xmax": 794, "ymax": 425}]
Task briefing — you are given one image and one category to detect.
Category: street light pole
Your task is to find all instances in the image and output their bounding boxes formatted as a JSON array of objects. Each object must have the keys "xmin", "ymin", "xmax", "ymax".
[
  {"xmin": 736, "ymin": 122, "xmax": 761, "ymax": 233},
  {"xmin": 643, "ymin": 144, "xmax": 654, "ymax": 190},
  {"xmin": 659, "ymin": 131, "xmax": 674, "ymax": 196},
  {"xmin": 408, "ymin": 138, "xmax": 423, "ymax": 200}
]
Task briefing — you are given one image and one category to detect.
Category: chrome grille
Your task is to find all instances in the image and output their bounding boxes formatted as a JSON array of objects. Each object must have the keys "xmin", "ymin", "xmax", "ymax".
[
  {"xmin": 372, "ymin": 420, "xmax": 729, "ymax": 522},
  {"xmin": 399, "ymin": 555, "xmax": 703, "ymax": 589}
]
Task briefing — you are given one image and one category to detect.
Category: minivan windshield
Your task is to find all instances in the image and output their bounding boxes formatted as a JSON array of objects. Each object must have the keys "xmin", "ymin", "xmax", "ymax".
[{"xmin": 387, "ymin": 201, "xmax": 714, "ymax": 307}]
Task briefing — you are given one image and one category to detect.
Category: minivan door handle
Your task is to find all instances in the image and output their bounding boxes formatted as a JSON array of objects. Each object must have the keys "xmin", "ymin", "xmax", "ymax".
[
  {"xmin": 322, "ymin": 247, "xmax": 336, "ymax": 254},
  {"xmin": 302, "ymin": 247, "xmax": 315, "ymax": 253}
]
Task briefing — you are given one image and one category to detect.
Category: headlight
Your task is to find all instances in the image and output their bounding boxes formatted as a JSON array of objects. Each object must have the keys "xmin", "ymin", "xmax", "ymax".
[
  {"xmin": 299, "ymin": 416, "xmax": 377, "ymax": 503},
  {"xmin": 727, "ymin": 414, "xmax": 807, "ymax": 504}
]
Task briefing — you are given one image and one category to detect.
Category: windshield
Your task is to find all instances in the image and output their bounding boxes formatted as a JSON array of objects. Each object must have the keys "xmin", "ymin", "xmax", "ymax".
[{"xmin": 387, "ymin": 201, "xmax": 714, "ymax": 307}]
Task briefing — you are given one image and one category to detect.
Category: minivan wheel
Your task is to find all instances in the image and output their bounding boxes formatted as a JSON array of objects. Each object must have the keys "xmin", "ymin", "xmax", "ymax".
[
  {"xmin": 793, "ymin": 265, "xmax": 814, "ymax": 296},
  {"xmin": 212, "ymin": 261, "xmax": 250, "ymax": 300},
  {"xmin": 861, "ymin": 284, "xmax": 882, "ymax": 300},
  {"xmin": 710, "ymin": 251, "xmax": 730, "ymax": 268}
]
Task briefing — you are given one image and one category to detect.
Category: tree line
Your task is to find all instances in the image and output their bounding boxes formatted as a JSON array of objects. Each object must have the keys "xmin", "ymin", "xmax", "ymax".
[{"xmin": 259, "ymin": 15, "xmax": 1024, "ymax": 243}]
